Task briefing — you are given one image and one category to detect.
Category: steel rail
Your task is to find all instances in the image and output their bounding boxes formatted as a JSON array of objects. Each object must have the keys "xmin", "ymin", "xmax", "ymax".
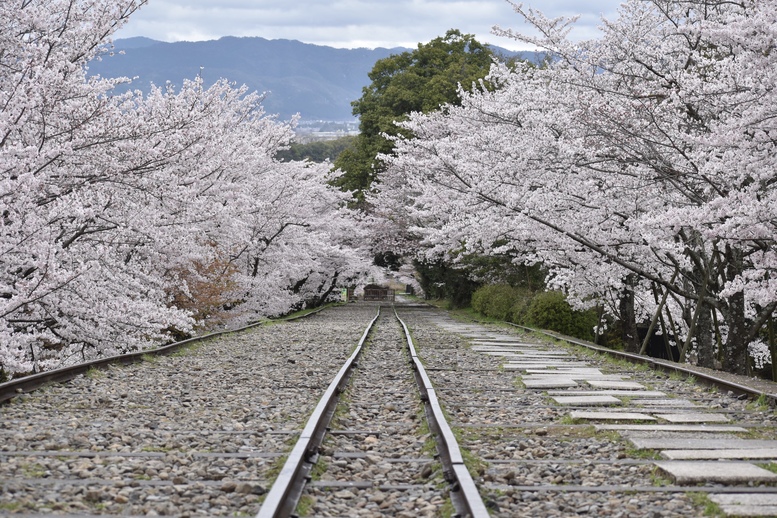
[
  {"xmin": 506, "ymin": 322, "xmax": 777, "ymax": 405},
  {"xmin": 256, "ymin": 307, "xmax": 381, "ymax": 518},
  {"xmin": 394, "ymin": 307, "xmax": 491, "ymax": 518},
  {"xmin": 0, "ymin": 305, "xmax": 330, "ymax": 405}
]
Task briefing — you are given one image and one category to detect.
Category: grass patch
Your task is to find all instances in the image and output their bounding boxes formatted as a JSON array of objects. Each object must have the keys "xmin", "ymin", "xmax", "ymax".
[
  {"xmin": 687, "ymin": 492, "xmax": 725, "ymax": 517},
  {"xmin": 168, "ymin": 342, "xmax": 204, "ymax": 358},
  {"xmin": 295, "ymin": 495, "xmax": 315, "ymax": 516},
  {"xmin": 650, "ymin": 467, "xmax": 673, "ymax": 487},
  {"xmin": 21, "ymin": 462, "xmax": 46, "ymax": 477},
  {"xmin": 263, "ymin": 451, "xmax": 288, "ymax": 483},
  {"xmin": 625, "ymin": 447, "xmax": 662, "ymax": 460},
  {"xmin": 141, "ymin": 354, "xmax": 159, "ymax": 364},
  {"xmin": 669, "ymin": 370, "xmax": 686, "ymax": 381},
  {"xmin": 758, "ymin": 462, "xmax": 777, "ymax": 474},
  {"xmin": 455, "ymin": 427, "xmax": 489, "ymax": 478},
  {"xmin": 309, "ymin": 458, "xmax": 328, "ymax": 481},
  {"xmin": 747, "ymin": 394, "xmax": 771, "ymax": 412},
  {"xmin": 439, "ymin": 497, "xmax": 456, "ymax": 518},
  {"xmin": 140, "ymin": 445, "xmax": 171, "ymax": 453},
  {"xmin": 558, "ymin": 415, "xmax": 578, "ymax": 425},
  {"xmin": 85, "ymin": 367, "xmax": 104, "ymax": 379}
]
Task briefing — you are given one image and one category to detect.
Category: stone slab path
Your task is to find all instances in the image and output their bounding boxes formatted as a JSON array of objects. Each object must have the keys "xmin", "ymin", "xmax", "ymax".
[{"xmin": 464, "ymin": 325, "xmax": 777, "ymax": 516}]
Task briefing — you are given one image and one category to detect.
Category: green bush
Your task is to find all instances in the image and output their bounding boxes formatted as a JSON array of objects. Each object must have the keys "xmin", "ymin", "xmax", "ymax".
[
  {"xmin": 471, "ymin": 284, "xmax": 533, "ymax": 321},
  {"xmin": 509, "ymin": 295, "xmax": 532, "ymax": 325},
  {"xmin": 524, "ymin": 291, "xmax": 598, "ymax": 341},
  {"xmin": 471, "ymin": 285, "xmax": 599, "ymax": 342}
]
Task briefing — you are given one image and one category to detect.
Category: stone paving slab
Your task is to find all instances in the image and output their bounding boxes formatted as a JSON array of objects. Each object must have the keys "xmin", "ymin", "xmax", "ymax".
[
  {"xmin": 470, "ymin": 345, "xmax": 541, "ymax": 354},
  {"xmin": 470, "ymin": 340, "xmax": 531, "ymax": 345},
  {"xmin": 506, "ymin": 358, "xmax": 589, "ymax": 363},
  {"xmin": 709, "ymin": 494, "xmax": 777, "ymax": 516},
  {"xmin": 655, "ymin": 461, "xmax": 777, "ymax": 485},
  {"xmin": 525, "ymin": 368, "xmax": 603, "ymax": 374},
  {"xmin": 570, "ymin": 411, "xmax": 656, "ymax": 421},
  {"xmin": 716, "ymin": 504, "xmax": 777, "ymax": 517},
  {"xmin": 494, "ymin": 358, "xmax": 578, "ymax": 363},
  {"xmin": 630, "ymin": 438, "xmax": 777, "ymax": 450},
  {"xmin": 475, "ymin": 349, "xmax": 538, "ymax": 353},
  {"xmin": 494, "ymin": 351, "xmax": 580, "ymax": 363},
  {"xmin": 631, "ymin": 399, "xmax": 696, "ymax": 407},
  {"xmin": 522, "ymin": 378, "xmax": 579, "ymax": 388},
  {"xmin": 656, "ymin": 413, "xmax": 730, "ymax": 423},
  {"xmin": 586, "ymin": 380, "xmax": 646, "ymax": 390},
  {"xmin": 493, "ymin": 352, "xmax": 572, "ymax": 357},
  {"xmin": 504, "ymin": 364, "xmax": 586, "ymax": 368},
  {"xmin": 547, "ymin": 390, "xmax": 667, "ymax": 397},
  {"xmin": 504, "ymin": 363, "xmax": 592, "ymax": 370},
  {"xmin": 551, "ymin": 395, "xmax": 622, "ymax": 406},
  {"xmin": 710, "ymin": 494, "xmax": 777, "ymax": 506},
  {"xmin": 661, "ymin": 448, "xmax": 777, "ymax": 460},
  {"xmin": 470, "ymin": 340, "xmax": 542, "ymax": 349},
  {"xmin": 597, "ymin": 424, "xmax": 748, "ymax": 433},
  {"xmin": 524, "ymin": 372, "xmax": 625, "ymax": 381}
]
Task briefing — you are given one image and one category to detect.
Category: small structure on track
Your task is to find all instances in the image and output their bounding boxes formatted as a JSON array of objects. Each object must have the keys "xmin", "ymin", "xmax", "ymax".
[{"xmin": 362, "ymin": 284, "xmax": 395, "ymax": 302}]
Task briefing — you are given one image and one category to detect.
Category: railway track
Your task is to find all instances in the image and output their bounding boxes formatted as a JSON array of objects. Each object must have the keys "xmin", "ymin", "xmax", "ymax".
[
  {"xmin": 257, "ymin": 306, "xmax": 486, "ymax": 517},
  {"xmin": 0, "ymin": 305, "xmax": 377, "ymax": 516},
  {"xmin": 2, "ymin": 300, "xmax": 777, "ymax": 517},
  {"xmin": 398, "ymin": 304, "xmax": 777, "ymax": 517}
]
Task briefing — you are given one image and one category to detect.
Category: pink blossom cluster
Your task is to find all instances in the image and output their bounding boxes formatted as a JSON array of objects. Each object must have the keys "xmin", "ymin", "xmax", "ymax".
[
  {"xmin": 0, "ymin": 1, "xmax": 373, "ymax": 375},
  {"xmin": 374, "ymin": 0, "xmax": 777, "ymax": 374}
]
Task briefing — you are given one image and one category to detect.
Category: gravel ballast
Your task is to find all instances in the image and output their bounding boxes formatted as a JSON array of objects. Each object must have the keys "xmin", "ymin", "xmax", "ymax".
[
  {"xmin": 1, "ymin": 305, "xmax": 378, "ymax": 516},
  {"xmin": 3, "ymin": 301, "xmax": 777, "ymax": 517}
]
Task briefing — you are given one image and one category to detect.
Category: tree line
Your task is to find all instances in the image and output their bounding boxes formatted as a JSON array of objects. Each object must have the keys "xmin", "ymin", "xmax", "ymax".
[
  {"xmin": 3, "ymin": 0, "xmax": 775, "ymax": 380},
  {"xmin": 0, "ymin": 0, "xmax": 375, "ymax": 378},
  {"xmin": 362, "ymin": 2, "xmax": 777, "ymax": 376}
]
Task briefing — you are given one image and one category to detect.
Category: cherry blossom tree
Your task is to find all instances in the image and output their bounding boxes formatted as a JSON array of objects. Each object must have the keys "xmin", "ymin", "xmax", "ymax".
[
  {"xmin": 1, "ymin": 0, "xmax": 371, "ymax": 377},
  {"xmin": 375, "ymin": 0, "xmax": 777, "ymax": 375}
]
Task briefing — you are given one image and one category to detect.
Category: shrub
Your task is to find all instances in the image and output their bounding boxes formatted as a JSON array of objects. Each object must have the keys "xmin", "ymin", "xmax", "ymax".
[
  {"xmin": 472, "ymin": 285, "xmax": 599, "ymax": 341},
  {"xmin": 472, "ymin": 284, "xmax": 521, "ymax": 320},
  {"xmin": 524, "ymin": 291, "xmax": 598, "ymax": 341}
]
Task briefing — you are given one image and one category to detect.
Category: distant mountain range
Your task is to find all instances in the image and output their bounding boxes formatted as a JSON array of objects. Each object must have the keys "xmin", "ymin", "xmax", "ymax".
[{"xmin": 88, "ymin": 36, "xmax": 539, "ymax": 121}]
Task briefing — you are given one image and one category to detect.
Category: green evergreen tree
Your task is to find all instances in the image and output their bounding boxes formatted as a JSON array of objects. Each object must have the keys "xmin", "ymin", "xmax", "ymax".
[{"xmin": 333, "ymin": 29, "xmax": 495, "ymax": 205}]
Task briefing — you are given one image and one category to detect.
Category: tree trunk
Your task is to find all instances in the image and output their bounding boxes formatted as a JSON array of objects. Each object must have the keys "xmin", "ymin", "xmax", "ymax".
[
  {"xmin": 619, "ymin": 275, "xmax": 640, "ymax": 353},
  {"xmin": 722, "ymin": 289, "xmax": 749, "ymax": 375},
  {"xmin": 768, "ymin": 317, "xmax": 776, "ymax": 382},
  {"xmin": 721, "ymin": 246, "xmax": 749, "ymax": 375},
  {"xmin": 696, "ymin": 305, "xmax": 715, "ymax": 369}
]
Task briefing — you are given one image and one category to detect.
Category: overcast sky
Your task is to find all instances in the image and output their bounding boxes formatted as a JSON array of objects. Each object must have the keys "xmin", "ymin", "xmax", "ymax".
[{"xmin": 116, "ymin": 1, "xmax": 624, "ymax": 51}]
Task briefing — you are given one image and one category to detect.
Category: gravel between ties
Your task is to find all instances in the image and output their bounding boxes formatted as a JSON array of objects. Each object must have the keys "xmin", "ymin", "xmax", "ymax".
[
  {"xmin": 0, "ymin": 305, "xmax": 377, "ymax": 516},
  {"xmin": 301, "ymin": 310, "xmax": 447, "ymax": 518}
]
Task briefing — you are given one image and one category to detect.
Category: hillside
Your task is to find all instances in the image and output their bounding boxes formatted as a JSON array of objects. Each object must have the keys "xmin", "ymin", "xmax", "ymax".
[
  {"xmin": 89, "ymin": 37, "xmax": 406, "ymax": 121},
  {"xmin": 89, "ymin": 36, "xmax": 540, "ymax": 121}
]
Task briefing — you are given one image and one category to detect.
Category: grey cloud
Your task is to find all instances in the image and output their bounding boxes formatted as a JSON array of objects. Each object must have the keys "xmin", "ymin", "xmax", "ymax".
[{"xmin": 118, "ymin": 0, "xmax": 622, "ymax": 49}]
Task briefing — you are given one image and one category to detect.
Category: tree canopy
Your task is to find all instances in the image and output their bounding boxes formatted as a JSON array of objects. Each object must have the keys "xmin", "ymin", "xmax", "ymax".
[
  {"xmin": 0, "ymin": 0, "xmax": 374, "ymax": 378},
  {"xmin": 373, "ymin": 0, "xmax": 777, "ymax": 375},
  {"xmin": 333, "ymin": 29, "xmax": 495, "ymax": 202}
]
